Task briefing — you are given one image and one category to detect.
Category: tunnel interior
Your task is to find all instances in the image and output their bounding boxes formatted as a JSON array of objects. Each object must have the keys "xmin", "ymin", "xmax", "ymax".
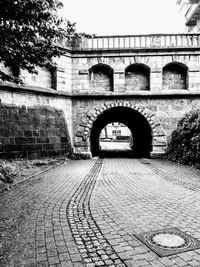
[{"xmin": 90, "ymin": 107, "xmax": 152, "ymax": 157}]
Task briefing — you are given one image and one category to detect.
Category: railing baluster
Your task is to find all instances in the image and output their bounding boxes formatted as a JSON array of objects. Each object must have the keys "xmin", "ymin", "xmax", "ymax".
[
  {"xmin": 197, "ymin": 35, "xmax": 200, "ymax": 46},
  {"xmin": 195, "ymin": 35, "xmax": 198, "ymax": 46},
  {"xmin": 141, "ymin": 36, "xmax": 144, "ymax": 47},
  {"xmin": 91, "ymin": 38, "xmax": 93, "ymax": 49},
  {"xmin": 124, "ymin": 37, "xmax": 128, "ymax": 48},
  {"xmin": 183, "ymin": 35, "xmax": 186, "ymax": 46},
  {"xmin": 161, "ymin": 36, "xmax": 164, "ymax": 47},
  {"xmin": 71, "ymin": 34, "xmax": 200, "ymax": 50},
  {"xmin": 133, "ymin": 36, "xmax": 136, "ymax": 48},
  {"xmin": 145, "ymin": 36, "xmax": 147, "ymax": 47},
  {"xmin": 164, "ymin": 35, "xmax": 167, "ymax": 47},
  {"xmin": 93, "ymin": 37, "xmax": 95, "ymax": 49},
  {"xmin": 175, "ymin": 35, "xmax": 178, "ymax": 46},
  {"xmin": 177, "ymin": 35, "xmax": 180, "ymax": 46},
  {"xmin": 187, "ymin": 35, "xmax": 190, "ymax": 46},
  {"xmin": 105, "ymin": 38, "xmax": 108, "ymax": 48},
  {"xmin": 169, "ymin": 35, "xmax": 172, "ymax": 46},
  {"xmin": 180, "ymin": 35, "xmax": 182, "ymax": 46},
  {"xmin": 137, "ymin": 37, "xmax": 139, "ymax": 47},
  {"xmin": 192, "ymin": 35, "xmax": 195, "ymax": 46}
]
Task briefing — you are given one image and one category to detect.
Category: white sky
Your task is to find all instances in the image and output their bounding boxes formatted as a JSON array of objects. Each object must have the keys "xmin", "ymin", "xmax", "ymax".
[{"xmin": 61, "ymin": 0, "xmax": 186, "ymax": 35}]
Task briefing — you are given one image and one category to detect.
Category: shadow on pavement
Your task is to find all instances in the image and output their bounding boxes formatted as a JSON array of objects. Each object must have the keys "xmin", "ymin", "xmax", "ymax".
[{"xmin": 99, "ymin": 149, "xmax": 140, "ymax": 158}]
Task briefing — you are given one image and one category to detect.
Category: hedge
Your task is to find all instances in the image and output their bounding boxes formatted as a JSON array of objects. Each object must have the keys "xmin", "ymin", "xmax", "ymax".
[{"xmin": 166, "ymin": 109, "xmax": 200, "ymax": 168}]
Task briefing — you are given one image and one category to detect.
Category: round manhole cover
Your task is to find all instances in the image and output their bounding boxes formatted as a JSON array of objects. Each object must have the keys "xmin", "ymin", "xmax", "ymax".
[
  {"xmin": 136, "ymin": 228, "xmax": 200, "ymax": 257},
  {"xmin": 148, "ymin": 231, "xmax": 191, "ymax": 250},
  {"xmin": 152, "ymin": 233, "xmax": 186, "ymax": 248}
]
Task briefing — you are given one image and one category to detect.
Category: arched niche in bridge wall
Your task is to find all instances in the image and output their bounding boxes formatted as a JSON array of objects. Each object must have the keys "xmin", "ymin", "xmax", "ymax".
[
  {"xmin": 20, "ymin": 66, "xmax": 57, "ymax": 89},
  {"xmin": 89, "ymin": 63, "xmax": 114, "ymax": 91},
  {"xmin": 74, "ymin": 102, "xmax": 167, "ymax": 157},
  {"xmin": 162, "ymin": 62, "xmax": 188, "ymax": 90},
  {"xmin": 0, "ymin": 62, "xmax": 57, "ymax": 89},
  {"xmin": 125, "ymin": 63, "xmax": 150, "ymax": 91}
]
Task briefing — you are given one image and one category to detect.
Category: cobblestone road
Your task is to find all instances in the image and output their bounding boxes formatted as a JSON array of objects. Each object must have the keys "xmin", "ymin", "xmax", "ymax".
[{"xmin": 1, "ymin": 158, "xmax": 200, "ymax": 267}]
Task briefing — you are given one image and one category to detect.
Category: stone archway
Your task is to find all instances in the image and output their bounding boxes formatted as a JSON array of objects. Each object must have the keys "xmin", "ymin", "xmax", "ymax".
[{"xmin": 74, "ymin": 101, "xmax": 167, "ymax": 157}]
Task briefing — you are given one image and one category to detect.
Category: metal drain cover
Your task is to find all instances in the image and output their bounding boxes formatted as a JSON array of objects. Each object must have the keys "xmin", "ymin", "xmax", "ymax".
[
  {"xmin": 135, "ymin": 228, "xmax": 200, "ymax": 257},
  {"xmin": 152, "ymin": 233, "xmax": 186, "ymax": 247}
]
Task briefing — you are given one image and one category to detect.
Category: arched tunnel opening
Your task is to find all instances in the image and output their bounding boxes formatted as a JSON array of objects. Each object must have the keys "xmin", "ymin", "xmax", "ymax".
[{"xmin": 90, "ymin": 107, "xmax": 152, "ymax": 158}]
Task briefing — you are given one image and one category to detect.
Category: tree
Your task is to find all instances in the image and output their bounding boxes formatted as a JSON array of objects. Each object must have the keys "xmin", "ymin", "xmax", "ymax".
[{"xmin": 0, "ymin": 0, "xmax": 78, "ymax": 83}]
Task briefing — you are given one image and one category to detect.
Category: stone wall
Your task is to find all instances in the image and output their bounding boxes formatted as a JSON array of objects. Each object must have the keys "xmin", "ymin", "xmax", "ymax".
[
  {"xmin": 0, "ymin": 85, "xmax": 73, "ymax": 158},
  {"xmin": 56, "ymin": 55, "xmax": 72, "ymax": 93},
  {"xmin": 2, "ymin": 48, "xmax": 200, "ymax": 95},
  {"xmin": 89, "ymin": 72, "xmax": 112, "ymax": 92},
  {"xmin": 21, "ymin": 67, "xmax": 53, "ymax": 89},
  {"xmin": 72, "ymin": 96, "xmax": 200, "ymax": 155},
  {"xmin": 163, "ymin": 70, "xmax": 186, "ymax": 90},
  {"xmin": 73, "ymin": 97, "xmax": 200, "ymax": 138},
  {"xmin": 71, "ymin": 54, "xmax": 200, "ymax": 93},
  {"xmin": 1, "ymin": 42, "xmax": 200, "ymax": 158},
  {"xmin": 162, "ymin": 63, "xmax": 188, "ymax": 90},
  {"xmin": 125, "ymin": 72, "xmax": 149, "ymax": 91},
  {"xmin": 0, "ymin": 103, "xmax": 71, "ymax": 158},
  {"xmin": 88, "ymin": 64, "xmax": 114, "ymax": 92},
  {"xmin": 0, "ymin": 53, "xmax": 72, "ymax": 92},
  {"xmin": 125, "ymin": 64, "xmax": 150, "ymax": 91}
]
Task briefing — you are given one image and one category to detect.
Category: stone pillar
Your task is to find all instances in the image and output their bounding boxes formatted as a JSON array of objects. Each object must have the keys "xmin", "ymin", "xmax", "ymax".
[
  {"xmin": 150, "ymin": 70, "xmax": 162, "ymax": 91},
  {"xmin": 56, "ymin": 55, "xmax": 72, "ymax": 93},
  {"xmin": 188, "ymin": 70, "xmax": 200, "ymax": 91},
  {"xmin": 114, "ymin": 71, "xmax": 125, "ymax": 92}
]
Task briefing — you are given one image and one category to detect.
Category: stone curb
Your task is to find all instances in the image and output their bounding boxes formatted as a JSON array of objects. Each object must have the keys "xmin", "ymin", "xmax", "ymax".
[{"xmin": 0, "ymin": 160, "xmax": 66, "ymax": 194}]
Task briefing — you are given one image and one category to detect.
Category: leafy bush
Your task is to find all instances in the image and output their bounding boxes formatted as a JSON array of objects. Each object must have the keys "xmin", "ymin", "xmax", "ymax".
[
  {"xmin": 166, "ymin": 109, "xmax": 200, "ymax": 167},
  {"xmin": 68, "ymin": 153, "xmax": 91, "ymax": 160},
  {"xmin": 0, "ymin": 162, "xmax": 17, "ymax": 184}
]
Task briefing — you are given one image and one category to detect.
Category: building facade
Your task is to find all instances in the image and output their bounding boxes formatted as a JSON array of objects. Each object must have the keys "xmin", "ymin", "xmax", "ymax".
[
  {"xmin": 100, "ymin": 123, "xmax": 131, "ymax": 140},
  {"xmin": 1, "ymin": 33, "xmax": 200, "ymax": 158},
  {"xmin": 177, "ymin": 0, "xmax": 200, "ymax": 32}
]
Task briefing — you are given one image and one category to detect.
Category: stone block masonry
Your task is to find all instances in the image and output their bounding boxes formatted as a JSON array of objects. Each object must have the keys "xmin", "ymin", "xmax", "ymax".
[
  {"xmin": 72, "ymin": 97, "xmax": 200, "ymax": 156},
  {"xmin": 1, "ymin": 34, "xmax": 200, "ymax": 157},
  {"xmin": 0, "ymin": 103, "xmax": 72, "ymax": 158}
]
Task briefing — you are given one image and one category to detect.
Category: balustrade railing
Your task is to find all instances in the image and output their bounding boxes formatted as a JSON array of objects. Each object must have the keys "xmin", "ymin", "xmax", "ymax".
[{"xmin": 59, "ymin": 34, "xmax": 200, "ymax": 50}]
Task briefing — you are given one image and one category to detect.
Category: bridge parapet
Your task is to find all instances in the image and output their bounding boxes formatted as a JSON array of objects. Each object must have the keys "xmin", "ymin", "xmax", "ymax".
[{"xmin": 59, "ymin": 33, "xmax": 200, "ymax": 51}]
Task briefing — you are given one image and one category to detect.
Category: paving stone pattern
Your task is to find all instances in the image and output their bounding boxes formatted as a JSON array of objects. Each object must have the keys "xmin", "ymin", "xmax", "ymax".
[
  {"xmin": 1, "ymin": 158, "xmax": 200, "ymax": 267},
  {"xmin": 0, "ymin": 160, "xmax": 94, "ymax": 267},
  {"xmin": 91, "ymin": 159, "xmax": 200, "ymax": 267},
  {"xmin": 67, "ymin": 158, "xmax": 126, "ymax": 266}
]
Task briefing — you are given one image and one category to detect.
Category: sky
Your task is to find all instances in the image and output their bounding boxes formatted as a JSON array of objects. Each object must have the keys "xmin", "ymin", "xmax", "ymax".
[{"xmin": 61, "ymin": 0, "xmax": 186, "ymax": 35}]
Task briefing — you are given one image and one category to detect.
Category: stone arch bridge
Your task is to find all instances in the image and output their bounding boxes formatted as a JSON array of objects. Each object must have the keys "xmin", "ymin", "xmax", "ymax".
[{"xmin": 1, "ymin": 33, "xmax": 200, "ymax": 158}]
